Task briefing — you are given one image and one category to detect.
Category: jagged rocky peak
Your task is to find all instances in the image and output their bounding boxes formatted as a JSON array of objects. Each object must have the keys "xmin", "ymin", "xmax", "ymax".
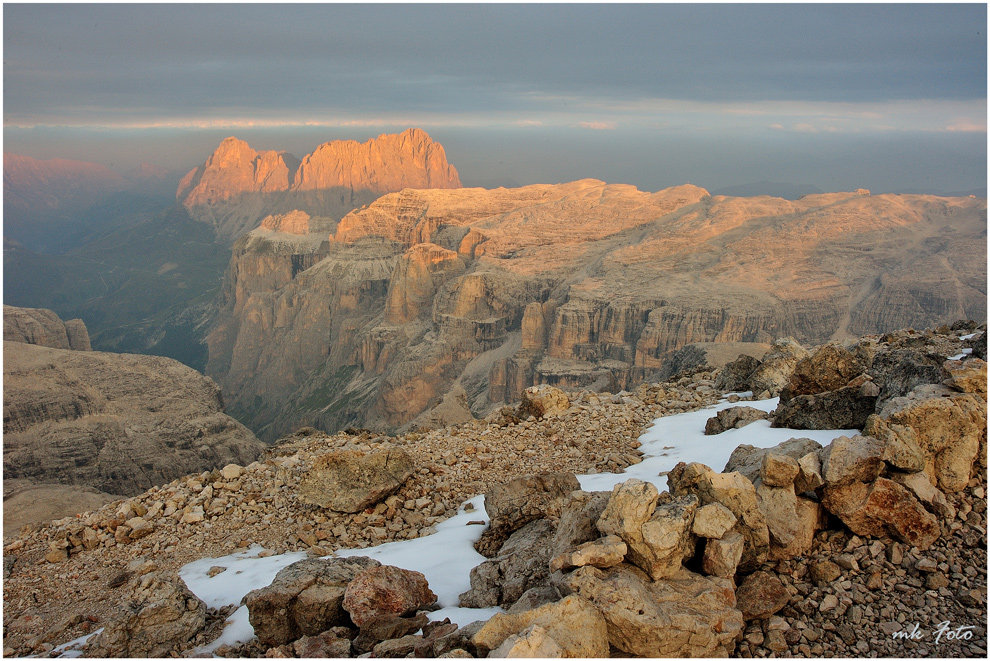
[
  {"xmin": 176, "ymin": 129, "xmax": 461, "ymax": 241},
  {"xmin": 3, "ymin": 304, "xmax": 91, "ymax": 351},
  {"xmin": 294, "ymin": 127, "xmax": 461, "ymax": 193}
]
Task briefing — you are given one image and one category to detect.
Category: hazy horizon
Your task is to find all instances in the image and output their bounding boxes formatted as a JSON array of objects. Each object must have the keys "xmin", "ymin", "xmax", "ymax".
[{"xmin": 4, "ymin": 3, "xmax": 987, "ymax": 195}]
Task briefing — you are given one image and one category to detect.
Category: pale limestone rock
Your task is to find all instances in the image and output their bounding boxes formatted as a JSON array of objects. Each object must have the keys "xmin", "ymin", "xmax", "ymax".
[
  {"xmin": 86, "ymin": 573, "xmax": 206, "ymax": 657},
  {"xmin": 692, "ymin": 502, "xmax": 737, "ymax": 539},
  {"xmin": 756, "ymin": 483, "xmax": 800, "ymax": 547},
  {"xmin": 558, "ymin": 564, "xmax": 742, "ymax": 657},
  {"xmin": 761, "ymin": 453, "xmax": 800, "ymax": 487},
  {"xmin": 795, "ymin": 452, "xmax": 825, "ymax": 493},
  {"xmin": 297, "ymin": 449, "xmax": 415, "ymax": 513},
  {"xmin": 549, "ymin": 535, "xmax": 627, "ymax": 572},
  {"xmin": 890, "ymin": 471, "xmax": 955, "ymax": 519},
  {"xmin": 518, "ymin": 385, "xmax": 571, "ymax": 419},
  {"xmin": 668, "ymin": 462, "xmax": 770, "ymax": 571},
  {"xmin": 865, "ymin": 415, "xmax": 926, "ymax": 473},
  {"xmin": 881, "ymin": 385, "xmax": 986, "ymax": 493},
  {"xmin": 472, "ymin": 594, "xmax": 609, "ymax": 658},
  {"xmin": 768, "ymin": 496, "xmax": 826, "ymax": 561},
  {"xmin": 702, "ymin": 531, "xmax": 745, "ymax": 578},
  {"xmin": 819, "ymin": 435, "xmax": 885, "ymax": 486},
  {"xmin": 489, "ymin": 625, "xmax": 564, "ymax": 658}
]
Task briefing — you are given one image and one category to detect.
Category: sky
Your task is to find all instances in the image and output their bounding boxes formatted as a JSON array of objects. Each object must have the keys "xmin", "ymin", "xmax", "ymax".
[{"xmin": 3, "ymin": 3, "xmax": 987, "ymax": 193}]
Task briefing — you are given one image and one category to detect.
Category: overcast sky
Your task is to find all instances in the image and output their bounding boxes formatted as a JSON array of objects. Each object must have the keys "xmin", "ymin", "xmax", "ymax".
[{"xmin": 3, "ymin": 3, "xmax": 987, "ymax": 193}]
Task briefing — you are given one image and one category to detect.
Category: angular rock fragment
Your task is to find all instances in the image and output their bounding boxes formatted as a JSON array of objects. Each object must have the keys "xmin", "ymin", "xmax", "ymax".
[
  {"xmin": 558, "ymin": 564, "xmax": 742, "ymax": 657},
  {"xmin": 343, "ymin": 565, "xmax": 437, "ymax": 627},
  {"xmin": 821, "ymin": 477, "xmax": 940, "ymax": 549},
  {"xmin": 297, "ymin": 449, "xmax": 416, "ymax": 513},
  {"xmin": 668, "ymin": 462, "xmax": 770, "ymax": 571},
  {"xmin": 475, "ymin": 472, "xmax": 580, "ymax": 557},
  {"xmin": 735, "ymin": 570, "xmax": 789, "ymax": 620},
  {"xmin": 244, "ymin": 556, "xmax": 380, "ymax": 646},
  {"xmin": 704, "ymin": 406, "xmax": 768, "ymax": 435},
  {"xmin": 692, "ymin": 502, "xmax": 737, "ymax": 539},
  {"xmin": 86, "ymin": 573, "xmax": 207, "ymax": 657},
  {"xmin": 472, "ymin": 594, "xmax": 609, "ymax": 658},
  {"xmin": 702, "ymin": 531, "xmax": 745, "ymax": 578}
]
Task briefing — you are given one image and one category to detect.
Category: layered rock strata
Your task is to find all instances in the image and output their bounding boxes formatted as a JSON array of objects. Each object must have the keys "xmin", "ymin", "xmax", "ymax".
[
  {"xmin": 3, "ymin": 333, "xmax": 265, "ymax": 511},
  {"xmin": 207, "ymin": 180, "xmax": 986, "ymax": 438}
]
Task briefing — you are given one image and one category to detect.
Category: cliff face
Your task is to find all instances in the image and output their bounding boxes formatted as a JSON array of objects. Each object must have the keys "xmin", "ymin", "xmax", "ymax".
[
  {"xmin": 3, "ymin": 308, "xmax": 265, "ymax": 498},
  {"xmin": 205, "ymin": 181, "xmax": 987, "ymax": 440},
  {"xmin": 177, "ymin": 128, "xmax": 461, "ymax": 241}
]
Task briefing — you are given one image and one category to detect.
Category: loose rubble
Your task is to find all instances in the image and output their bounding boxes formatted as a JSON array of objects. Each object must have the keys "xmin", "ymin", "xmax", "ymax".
[{"xmin": 1, "ymin": 323, "xmax": 986, "ymax": 658}]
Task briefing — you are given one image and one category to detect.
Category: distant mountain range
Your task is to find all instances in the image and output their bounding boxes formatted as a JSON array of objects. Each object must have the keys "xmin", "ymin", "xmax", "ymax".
[{"xmin": 4, "ymin": 132, "xmax": 987, "ymax": 441}]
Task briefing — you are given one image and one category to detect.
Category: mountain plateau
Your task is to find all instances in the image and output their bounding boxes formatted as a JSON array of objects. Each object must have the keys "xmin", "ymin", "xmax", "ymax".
[{"xmin": 205, "ymin": 180, "xmax": 987, "ymax": 440}]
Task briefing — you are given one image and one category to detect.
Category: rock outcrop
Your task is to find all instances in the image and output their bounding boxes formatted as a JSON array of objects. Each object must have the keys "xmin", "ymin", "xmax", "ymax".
[
  {"xmin": 207, "ymin": 181, "xmax": 986, "ymax": 439},
  {"xmin": 177, "ymin": 129, "xmax": 461, "ymax": 241},
  {"xmin": 3, "ymin": 340, "xmax": 265, "ymax": 510},
  {"xmin": 4, "ymin": 305, "xmax": 91, "ymax": 351}
]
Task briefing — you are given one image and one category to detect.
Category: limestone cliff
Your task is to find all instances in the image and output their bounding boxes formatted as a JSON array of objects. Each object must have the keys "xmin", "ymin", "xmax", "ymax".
[
  {"xmin": 3, "ymin": 340, "xmax": 265, "ymax": 499},
  {"xmin": 205, "ymin": 181, "xmax": 986, "ymax": 440},
  {"xmin": 4, "ymin": 305, "xmax": 92, "ymax": 351},
  {"xmin": 177, "ymin": 129, "xmax": 461, "ymax": 241}
]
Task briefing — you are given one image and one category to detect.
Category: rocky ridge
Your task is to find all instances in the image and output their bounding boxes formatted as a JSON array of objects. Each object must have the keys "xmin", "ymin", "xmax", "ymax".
[
  {"xmin": 4, "ymin": 305, "xmax": 91, "ymax": 351},
  {"xmin": 177, "ymin": 129, "xmax": 461, "ymax": 241},
  {"xmin": 3, "ymin": 307, "xmax": 266, "ymax": 535},
  {"xmin": 1, "ymin": 323, "xmax": 985, "ymax": 657},
  {"xmin": 206, "ymin": 180, "xmax": 987, "ymax": 440}
]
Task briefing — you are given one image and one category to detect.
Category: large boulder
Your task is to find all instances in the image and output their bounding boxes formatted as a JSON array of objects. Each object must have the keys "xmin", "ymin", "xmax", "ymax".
[
  {"xmin": 864, "ymin": 415, "xmax": 926, "ymax": 473},
  {"xmin": 723, "ymin": 438, "xmax": 823, "ymax": 484},
  {"xmin": 244, "ymin": 556, "xmax": 381, "ymax": 646},
  {"xmin": 549, "ymin": 490, "xmax": 610, "ymax": 557},
  {"xmin": 772, "ymin": 379, "xmax": 879, "ymax": 430},
  {"xmin": 459, "ymin": 518, "xmax": 556, "ymax": 609},
  {"xmin": 819, "ymin": 435, "xmax": 885, "ymax": 487},
  {"xmin": 472, "ymin": 594, "xmax": 609, "ymax": 658},
  {"xmin": 780, "ymin": 343, "xmax": 868, "ymax": 401},
  {"xmin": 86, "ymin": 573, "xmax": 207, "ymax": 657},
  {"xmin": 297, "ymin": 449, "xmax": 416, "ymax": 513},
  {"xmin": 476, "ymin": 473, "xmax": 581, "ymax": 557},
  {"xmin": 557, "ymin": 564, "xmax": 743, "ymax": 657},
  {"xmin": 821, "ymin": 477, "xmax": 940, "ymax": 549},
  {"xmin": 596, "ymin": 479, "xmax": 699, "ymax": 580},
  {"xmin": 668, "ymin": 462, "xmax": 770, "ymax": 571},
  {"xmin": 715, "ymin": 353, "xmax": 764, "ymax": 393},
  {"xmin": 869, "ymin": 348, "xmax": 951, "ymax": 405},
  {"xmin": 748, "ymin": 338, "xmax": 810, "ymax": 396},
  {"xmin": 343, "ymin": 565, "xmax": 437, "ymax": 627},
  {"xmin": 879, "ymin": 385, "xmax": 986, "ymax": 492},
  {"xmin": 701, "ymin": 531, "xmax": 745, "ymax": 578},
  {"xmin": 704, "ymin": 406, "xmax": 769, "ymax": 435},
  {"xmin": 517, "ymin": 385, "xmax": 570, "ymax": 419}
]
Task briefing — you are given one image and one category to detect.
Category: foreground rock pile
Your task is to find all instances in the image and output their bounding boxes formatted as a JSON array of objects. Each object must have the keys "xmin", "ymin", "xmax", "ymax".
[{"xmin": 2, "ymin": 323, "xmax": 986, "ymax": 658}]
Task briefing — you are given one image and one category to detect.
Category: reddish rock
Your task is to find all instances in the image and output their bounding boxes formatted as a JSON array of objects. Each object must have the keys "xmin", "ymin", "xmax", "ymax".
[
  {"xmin": 821, "ymin": 477, "xmax": 940, "ymax": 549},
  {"xmin": 735, "ymin": 570, "xmax": 789, "ymax": 620},
  {"xmin": 343, "ymin": 565, "xmax": 437, "ymax": 627}
]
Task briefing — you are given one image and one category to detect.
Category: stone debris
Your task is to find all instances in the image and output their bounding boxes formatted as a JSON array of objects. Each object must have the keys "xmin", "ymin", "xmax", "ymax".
[{"xmin": 1, "ymin": 322, "xmax": 986, "ymax": 658}]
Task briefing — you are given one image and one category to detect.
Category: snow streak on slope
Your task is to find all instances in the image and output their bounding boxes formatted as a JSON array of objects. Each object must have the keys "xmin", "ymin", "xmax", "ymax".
[{"xmin": 178, "ymin": 397, "xmax": 855, "ymax": 653}]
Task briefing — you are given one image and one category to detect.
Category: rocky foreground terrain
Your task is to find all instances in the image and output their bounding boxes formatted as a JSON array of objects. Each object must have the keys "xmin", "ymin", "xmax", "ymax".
[
  {"xmin": 2, "ymin": 322, "xmax": 985, "ymax": 658},
  {"xmin": 3, "ymin": 306, "xmax": 265, "ymax": 535},
  {"xmin": 206, "ymin": 176, "xmax": 987, "ymax": 440}
]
